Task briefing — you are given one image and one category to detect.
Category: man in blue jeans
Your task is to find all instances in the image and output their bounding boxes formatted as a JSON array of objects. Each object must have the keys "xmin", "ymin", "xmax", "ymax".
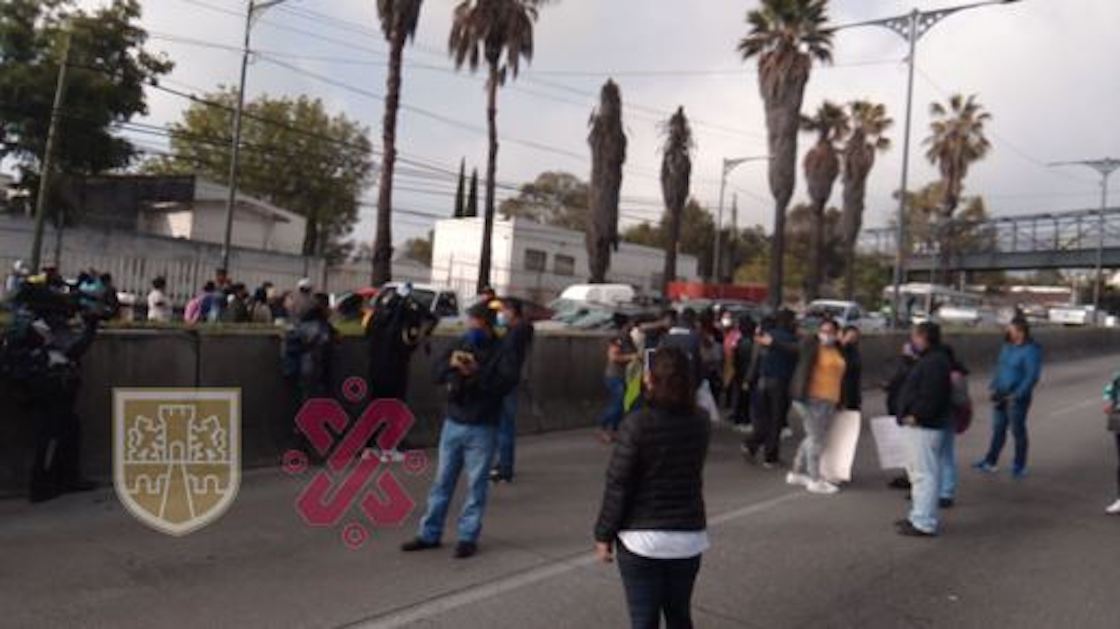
[
  {"xmin": 975, "ymin": 317, "xmax": 1042, "ymax": 479},
  {"xmin": 491, "ymin": 298, "xmax": 533, "ymax": 483},
  {"xmin": 896, "ymin": 322, "xmax": 953, "ymax": 537},
  {"xmin": 401, "ymin": 304, "xmax": 517, "ymax": 559}
]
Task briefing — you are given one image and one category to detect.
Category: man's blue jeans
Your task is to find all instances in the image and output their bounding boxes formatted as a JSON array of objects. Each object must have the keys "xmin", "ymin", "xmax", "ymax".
[
  {"xmin": 599, "ymin": 376, "xmax": 626, "ymax": 431},
  {"xmin": 494, "ymin": 391, "xmax": 518, "ymax": 478},
  {"xmin": 984, "ymin": 398, "xmax": 1031, "ymax": 471},
  {"xmin": 418, "ymin": 419, "xmax": 498, "ymax": 544},
  {"xmin": 940, "ymin": 424, "xmax": 957, "ymax": 501},
  {"xmin": 905, "ymin": 425, "xmax": 947, "ymax": 534}
]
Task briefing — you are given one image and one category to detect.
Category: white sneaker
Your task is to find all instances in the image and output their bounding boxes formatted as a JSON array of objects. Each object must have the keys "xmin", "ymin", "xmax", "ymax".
[
  {"xmin": 786, "ymin": 472, "xmax": 811, "ymax": 487},
  {"xmin": 807, "ymin": 480, "xmax": 840, "ymax": 495},
  {"xmin": 1106, "ymin": 499, "xmax": 1120, "ymax": 515}
]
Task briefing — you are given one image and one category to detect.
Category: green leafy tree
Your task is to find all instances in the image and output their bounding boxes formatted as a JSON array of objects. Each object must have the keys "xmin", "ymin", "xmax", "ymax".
[
  {"xmin": 402, "ymin": 231, "xmax": 433, "ymax": 265},
  {"xmin": 371, "ymin": 0, "xmax": 425, "ymax": 285},
  {"xmin": 499, "ymin": 171, "xmax": 589, "ymax": 230},
  {"xmin": 449, "ymin": 0, "xmax": 548, "ymax": 293},
  {"xmin": 0, "ymin": 0, "xmax": 171, "ymax": 186},
  {"xmin": 739, "ymin": 0, "xmax": 834, "ymax": 306},
  {"xmin": 587, "ymin": 79, "xmax": 626, "ymax": 283},
  {"xmin": 622, "ymin": 198, "xmax": 717, "ymax": 279},
  {"xmin": 147, "ymin": 89, "xmax": 374, "ymax": 259}
]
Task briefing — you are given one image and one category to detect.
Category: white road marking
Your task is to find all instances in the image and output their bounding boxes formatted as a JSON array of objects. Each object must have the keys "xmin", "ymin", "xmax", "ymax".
[
  {"xmin": 348, "ymin": 492, "xmax": 804, "ymax": 629},
  {"xmin": 1048, "ymin": 397, "xmax": 1100, "ymax": 417}
]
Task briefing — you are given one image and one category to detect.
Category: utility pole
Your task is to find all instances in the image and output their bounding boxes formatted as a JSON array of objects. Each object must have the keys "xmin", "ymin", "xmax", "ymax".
[
  {"xmin": 1050, "ymin": 158, "xmax": 1120, "ymax": 322},
  {"xmin": 221, "ymin": 0, "xmax": 292, "ymax": 274},
  {"xmin": 835, "ymin": 0, "xmax": 1022, "ymax": 327},
  {"xmin": 30, "ymin": 30, "xmax": 72, "ymax": 272},
  {"xmin": 714, "ymin": 156, "xmax": 767, "ymax": 282}
]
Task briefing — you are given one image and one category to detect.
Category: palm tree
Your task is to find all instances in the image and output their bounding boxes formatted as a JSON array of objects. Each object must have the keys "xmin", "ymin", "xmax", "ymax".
[
  {"xmin": 925, "ymin": 93, "xmax": 991, "ymax": 281},
  {"xmin": 800, "ymin": 100, "xmax": 848, "ymax": 300},
  {"xmin": 840, "ymin": 100, "xmax": 892, "ymax": 298},
  {"xmin": 660, "ymin": 107, "xmax": 693, "ymax": 296},
  {"xmin": 739, "ymin": 0, "xmax": 833, "ymax": 307},
  {"xmin": 371, "ymin": 0, "xmax": 425, "ymax": 286},
  {"xmin": 587, "ymin": 79, "xmax": 627, "ymax": 284},
  {"xmin": 449, "ymin": 0, "xmax": 545, "ymax": 293}
]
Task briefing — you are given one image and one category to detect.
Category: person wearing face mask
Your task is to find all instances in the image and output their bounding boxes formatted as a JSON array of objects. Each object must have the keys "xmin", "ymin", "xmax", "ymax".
[
  {"xmin": 786, "ymin": 319, "xmax": 847, "ymax": 495},
  {"xmin": 491, "ymin": 298, "xmax": 534, "ymax": 483}
]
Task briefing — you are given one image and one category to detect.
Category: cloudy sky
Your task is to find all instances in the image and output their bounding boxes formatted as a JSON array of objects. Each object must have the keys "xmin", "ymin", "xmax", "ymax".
[{"xmin": 80, "ymin": 0, "xmax": 1120, "ymax": 246}]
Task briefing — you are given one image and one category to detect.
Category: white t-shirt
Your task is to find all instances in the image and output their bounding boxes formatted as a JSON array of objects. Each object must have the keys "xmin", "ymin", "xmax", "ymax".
[
  {"xmin": 617, "ymin": 530, "xmax": 710, "ymax": 559},
  {"xmin": 147, "ymin": 289, "xmax": 172, "ymax": 322}
]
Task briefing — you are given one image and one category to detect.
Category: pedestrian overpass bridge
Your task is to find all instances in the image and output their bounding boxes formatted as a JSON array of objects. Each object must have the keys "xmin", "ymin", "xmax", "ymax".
[{"xmin": 859, "ymin": 206, "xmax": 1120, "ymax": 273}]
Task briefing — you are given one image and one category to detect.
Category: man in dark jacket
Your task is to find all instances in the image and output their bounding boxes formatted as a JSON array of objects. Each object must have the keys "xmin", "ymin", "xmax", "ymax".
[
  {"xmin": 491, "ymin": 297, "xmax": 534, "ymax": 483},
  {"xmin": 402, "ymin": 303, "xmax": 518, "ymax": 559},
  {"xmin": 742, "ymin": 309, "xmax": 799, "ymax": 467},
  {"xmin": 895, "ymin": 322, "xmax": 953, "ymax": 537}
]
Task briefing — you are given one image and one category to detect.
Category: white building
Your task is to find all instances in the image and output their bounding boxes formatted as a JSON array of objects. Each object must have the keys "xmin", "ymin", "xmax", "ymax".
[
  {"xmin": 430, "ymin": 217, "xmax": 699, "ymax": 303},
  {"xmin": 138, "ymin": 179, "xmax": 306, "ymax": 255}
]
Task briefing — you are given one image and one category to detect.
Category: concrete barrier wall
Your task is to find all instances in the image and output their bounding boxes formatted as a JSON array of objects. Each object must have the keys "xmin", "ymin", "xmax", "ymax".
[{"xmin": 2, "ymin": 327, "xmax": 1119, "ymax": 495}]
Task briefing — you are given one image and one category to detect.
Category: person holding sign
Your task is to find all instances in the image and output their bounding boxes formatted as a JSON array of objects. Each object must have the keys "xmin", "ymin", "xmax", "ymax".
[
  {"xmin": 787, "ymin": 319, "xmax": 847, "ymax": 495},
  {"xmin": 895, "ymin": 323, "xmax": 953, "ymax": 538}
]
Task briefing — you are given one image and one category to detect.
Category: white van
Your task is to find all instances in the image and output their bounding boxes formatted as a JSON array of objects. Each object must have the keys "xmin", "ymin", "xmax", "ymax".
[{"xmin": 551, "ymin": 283, "xmax": 635, "ymax": 311}]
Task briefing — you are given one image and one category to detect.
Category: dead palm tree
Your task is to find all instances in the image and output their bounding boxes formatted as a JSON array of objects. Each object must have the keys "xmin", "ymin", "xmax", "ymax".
[
  {"xmin": 371, "ymin": 0, "xmax": 425, "ymax": 285},
  {"xmin": 660, "ymin": 107, "xmax": 693, "ymax": 296},
  {"xmin": 587, "ymin": 79, "xmax": 627, "ymax": 284},
  {"xmin": 739, "ymin": 0, "xmax": 833, "ymax": 307},
  {"xmin": 840, "ymin": 100, "xmax": 892, "ymax": 298},
  {"xmin": 800, "ymin": 100, "xmax": 848, "ymax": 300},
  {"xmin": 449, "ymin": 0, "xmax": 545, "ymax": 293},
  {"xmin": 925, "ymin": 93, "xmax": 991, "ymax": 281}
]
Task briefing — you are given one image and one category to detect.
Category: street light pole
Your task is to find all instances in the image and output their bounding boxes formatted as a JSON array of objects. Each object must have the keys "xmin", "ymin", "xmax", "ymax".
[
  {"xmin": 220, "ymin": 0, "xmax": 290, "ymax": 273},
  {"xmin": 1050, "ymin": 158, "xmax": 1120, "ymax": 320},
  {"xmin": 835, "ymin": 0, "xmax": 1021, "ymax": 327},
  {"xmin": 714, "ymin": 156, "xmax": 768, "ymax": 282}
]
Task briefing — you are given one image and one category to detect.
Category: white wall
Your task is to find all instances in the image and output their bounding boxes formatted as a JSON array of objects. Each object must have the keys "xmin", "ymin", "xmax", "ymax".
[
  {"xmin": 182, "ymin": 202, "xmax": 305, "ymax": 256},
  {"xmin": 431, "ymin": 217, "xmax": 698, "ymax": 303},
  {"xmin": 0, "ymin": 215, "xmax": 324, "ymax": 307}
]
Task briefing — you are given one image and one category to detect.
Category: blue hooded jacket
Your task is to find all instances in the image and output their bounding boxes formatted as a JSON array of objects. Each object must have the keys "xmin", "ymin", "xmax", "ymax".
[{"xmin": 990, "ymin": 341, "xmax": 1042, "ymax": 401}]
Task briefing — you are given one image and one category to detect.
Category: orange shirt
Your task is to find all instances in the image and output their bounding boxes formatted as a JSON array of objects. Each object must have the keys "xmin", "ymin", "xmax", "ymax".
[{"xmin": 808, "ymin": 345, "xmax": 846, "ymax": 404}]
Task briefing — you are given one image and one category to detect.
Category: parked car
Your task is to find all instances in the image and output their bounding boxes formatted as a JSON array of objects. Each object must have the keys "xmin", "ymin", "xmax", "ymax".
[{"xmin": 801, "ymin": 300, "xmax": 871, "ymax": 330}]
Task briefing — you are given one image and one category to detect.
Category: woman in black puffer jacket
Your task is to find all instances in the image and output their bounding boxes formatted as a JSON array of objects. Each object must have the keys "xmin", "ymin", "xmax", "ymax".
[{"xmin": 594, "ymin": 346, "xmax": 710, "ymax": 629}]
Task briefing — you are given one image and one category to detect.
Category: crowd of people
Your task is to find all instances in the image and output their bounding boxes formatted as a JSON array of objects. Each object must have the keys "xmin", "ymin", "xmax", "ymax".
[{"xmin": 6, "ymin": 260, "xmax": 1120, "ymax": 627}]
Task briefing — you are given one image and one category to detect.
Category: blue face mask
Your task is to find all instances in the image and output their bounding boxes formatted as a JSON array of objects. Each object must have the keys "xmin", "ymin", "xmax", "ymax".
[{"xmin": 496, "ymin": 312, "xmax": 509, "ymax": 328}]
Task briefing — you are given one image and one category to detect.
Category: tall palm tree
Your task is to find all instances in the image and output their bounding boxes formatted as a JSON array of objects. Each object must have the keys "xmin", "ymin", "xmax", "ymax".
[
  {"xmin": 840, "ymin": 100, "xmax": 892, "ymax": 298},
  {"xmin": 800, "ymin": 100, "xmax": 848, "ymax": 300},
  {"xmin": 587, "ymin": 79, "xmax": 627, "ymax": 284},
  {"xmin": 925, "ymin": 93, "xmax": 991, "ymax": 281},
  {"xmin": 449, "ymin": 0, "xmax": 545, "ymax": 293},
  {"xmin": 371, "ymin": 0, "xmax": 425, "ymax": 285},
  {"xmin": 739, "ymin": 0, "xmax": 833, "ymax": 307},
  {"xmin": 660, "ymin": 107, "xmax": 693, "ymax": 296}
]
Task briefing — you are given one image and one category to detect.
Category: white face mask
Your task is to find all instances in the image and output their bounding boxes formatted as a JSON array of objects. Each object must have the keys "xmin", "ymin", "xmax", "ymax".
[
  {"xmin": 818, "ymin": 332, "xmax": 837, "ymax": 346},
  {"xmin": 721, "ymin": 317, "xmax": 733, "ymax": 329}
]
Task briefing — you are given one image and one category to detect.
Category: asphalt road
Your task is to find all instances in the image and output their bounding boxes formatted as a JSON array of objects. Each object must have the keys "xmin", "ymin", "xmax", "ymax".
[{"xmin": 1, "ymin": 353, "xmax": 1118, "ymax": 629}]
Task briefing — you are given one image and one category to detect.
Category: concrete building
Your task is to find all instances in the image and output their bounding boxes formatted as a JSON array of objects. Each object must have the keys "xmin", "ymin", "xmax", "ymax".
[
  {"xmin": 138, "ymin": 179, "xmax": 306, "ymax": 255},
  {"xmin": 430, "ymin": 217, "xmax": 699, "ymax": 303}
]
